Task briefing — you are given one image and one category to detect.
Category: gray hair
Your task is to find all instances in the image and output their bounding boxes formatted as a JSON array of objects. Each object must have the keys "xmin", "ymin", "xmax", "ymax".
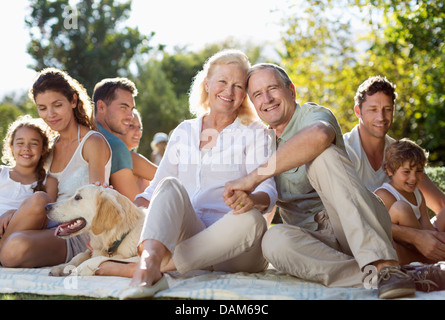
[{"xmin": 247, "ymin": 63, "xmax": 293, "ymax": 93}]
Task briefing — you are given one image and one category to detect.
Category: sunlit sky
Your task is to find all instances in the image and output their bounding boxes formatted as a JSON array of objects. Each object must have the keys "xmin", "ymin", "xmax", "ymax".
[{"xmin": 0, "ymin": 0, "xmax": 289, "ymax": 100}]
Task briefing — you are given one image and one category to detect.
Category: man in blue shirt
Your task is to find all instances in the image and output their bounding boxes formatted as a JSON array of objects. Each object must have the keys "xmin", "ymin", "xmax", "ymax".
[{"xmin": 93, "ymin": 77, "xmax": 142, "ymax": 201}]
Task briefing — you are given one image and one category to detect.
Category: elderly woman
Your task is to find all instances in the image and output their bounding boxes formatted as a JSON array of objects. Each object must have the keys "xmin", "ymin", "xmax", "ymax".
[{"xmin": 118, "ymin": 49, "xmax": 277, "ymax": 299}]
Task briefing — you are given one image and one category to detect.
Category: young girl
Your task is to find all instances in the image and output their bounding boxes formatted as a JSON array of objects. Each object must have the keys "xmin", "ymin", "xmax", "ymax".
[
  {"xmin": 375, "ymin": 138, "xmax": 437, "ymax": 263},
  {"xmin": 0, "ymin": 115, "xmax": 57, "ymax": 244}
]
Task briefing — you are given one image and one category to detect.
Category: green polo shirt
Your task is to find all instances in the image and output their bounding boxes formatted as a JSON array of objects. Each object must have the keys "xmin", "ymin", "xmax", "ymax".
[{"xmin": 275, "ymin": 102, "xmax": 345, "ymax": 230}]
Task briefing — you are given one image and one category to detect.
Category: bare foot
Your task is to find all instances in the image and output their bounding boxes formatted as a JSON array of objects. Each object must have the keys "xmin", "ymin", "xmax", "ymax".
[{"xmin": 129, "ymin": 251, "xmax": 163, "ymax": 287}]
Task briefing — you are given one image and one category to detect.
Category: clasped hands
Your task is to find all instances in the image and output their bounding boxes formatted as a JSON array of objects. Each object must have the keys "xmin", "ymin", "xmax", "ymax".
[{"xmin": 223, "ymin": 176, "xmax": 256, "ymax": 215}]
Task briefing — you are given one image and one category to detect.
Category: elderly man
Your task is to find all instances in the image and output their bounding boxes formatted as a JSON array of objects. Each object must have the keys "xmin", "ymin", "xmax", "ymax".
[{"xmin": 224, "ymin": 63, "xmax": 415, "ymax": 299}]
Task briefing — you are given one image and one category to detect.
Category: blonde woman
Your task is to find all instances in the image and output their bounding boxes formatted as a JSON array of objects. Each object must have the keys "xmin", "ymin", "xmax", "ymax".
[{"xmin": 117, "ymin": 50, "xmax": 277, "ymax": 299}]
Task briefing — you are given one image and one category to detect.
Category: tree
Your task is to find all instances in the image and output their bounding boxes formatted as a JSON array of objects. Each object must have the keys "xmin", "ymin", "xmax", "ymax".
[
  {"xmin": 279, "ymin": 0, "xmax": 445, "ymax": 165},
  {"xmin": 278, "ymin": 0, "xmax": 363, "ymax": 132},
  {"xmin": 132, "ymin": 57, "xmax": 188, "ymax": 158},
  {"xmin": 361, "ymin": 0, "xmax": 445, "ymax": 164},
  {"xmin": 26, "ymin": 0, "xmax": 153, "ymax": 94}
]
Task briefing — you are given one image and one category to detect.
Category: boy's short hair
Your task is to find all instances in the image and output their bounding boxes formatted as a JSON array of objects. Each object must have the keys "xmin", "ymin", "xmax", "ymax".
[
  {"xmin": 384, "ymin": 138, "xmax": 428, "ymax": 174},
  {"xmin": 354, "ymin": 75, "xmax": 397, "ymax": 108}
]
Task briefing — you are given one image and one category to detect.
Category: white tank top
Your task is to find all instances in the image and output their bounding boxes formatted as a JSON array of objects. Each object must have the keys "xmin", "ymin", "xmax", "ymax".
[
  {"xmin": 48, "ymin": 129, "xmax": 111, "ymax": 202},
  {"xmin": 376, "ymin": 182, "xmax": 422, "ymax": 220},
  {"xmin": 0, "ymin": 165, "xmax": 37, "ymax": 216}
]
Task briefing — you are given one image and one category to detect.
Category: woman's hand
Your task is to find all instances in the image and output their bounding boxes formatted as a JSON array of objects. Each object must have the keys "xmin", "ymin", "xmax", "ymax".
[
  {"xmin": 93, "ymin": 181, "xmax": 114, "ymax": 189},
  {"xmin": 223, "ymin": 190, "xmax": 254, "ymax": 214}
]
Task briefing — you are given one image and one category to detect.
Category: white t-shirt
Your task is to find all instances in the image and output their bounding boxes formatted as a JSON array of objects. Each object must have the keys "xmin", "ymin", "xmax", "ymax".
[
  {"xmin": 0, "ymin": 165, "xmax": 37, "ymax": 216},
  {"xmin": 343, "ymin": 125, "xmax": 395, "ymax": 192},
  {"xmin": 136, "ymin": 115, "xmax": 277, "ymax": 227}
]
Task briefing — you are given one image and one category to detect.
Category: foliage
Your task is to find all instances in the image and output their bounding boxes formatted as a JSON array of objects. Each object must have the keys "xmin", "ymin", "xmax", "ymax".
[
  {"xmin": 278, "ymin": 0, "xmax": 362, "ymax": 132},
  {"xmin": 8, "ymin": 0, "xmax": 443, "ymax": 166},
  {"xmin": 132, "ymin": 58, "xmax": 188, "ymax": 157},
  {"xmin": 278, "ymin": 0, "xmax": 444, "ymax": 164},
  {"xmin": 426, "ymin": 167, "xmax": 445, "ymax": 193},
  {"xmin": 22, "ymin": 0, "xmax": 269, "ymax": 157},
  {"xmin": 361, "ymin": 0, "xmax": 445, "ymax": 163},
  {"xmin": 25, "ymin": 0, "xmax": 152, "ymax": 94},
  {"xmin": 0, "ymin": 97, "xmax": 37, "ymax": 164}
]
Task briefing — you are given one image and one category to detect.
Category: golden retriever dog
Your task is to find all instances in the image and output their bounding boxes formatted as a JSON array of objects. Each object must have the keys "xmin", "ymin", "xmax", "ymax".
[{"xmin": 46, "ymin": 184, "xmax": 145, "ymax": 276}]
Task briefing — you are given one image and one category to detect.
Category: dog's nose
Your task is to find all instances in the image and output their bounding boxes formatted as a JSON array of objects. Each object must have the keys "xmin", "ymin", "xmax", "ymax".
[{"xmin": 45, "ymin": 203, "xmax": 53, "ymax": 213}]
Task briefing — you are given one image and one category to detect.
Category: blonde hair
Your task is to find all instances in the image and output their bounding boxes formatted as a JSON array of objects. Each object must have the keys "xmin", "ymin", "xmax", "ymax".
[
  {"xmin": 188, "ymin": 49, "xmax": 258, "ymax": 125},
  {"xmin": 2, "ymin": 115, "xmax": 53, "ymax": 192}
]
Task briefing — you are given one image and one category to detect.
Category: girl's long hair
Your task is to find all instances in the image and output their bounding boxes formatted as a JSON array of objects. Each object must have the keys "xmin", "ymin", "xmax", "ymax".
[{"xmin": 2, "ymin": 115, "xmax": 53, "ymax": 192}]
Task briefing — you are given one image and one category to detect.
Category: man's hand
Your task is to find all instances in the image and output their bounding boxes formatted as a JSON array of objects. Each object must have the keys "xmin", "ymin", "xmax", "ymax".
[
  {"xmin": 224, "ymin": 174, "xmax": 258, "ymax": 198},
  {"xmin": 413, "ymin": 230, "xmax": 445, "ymax": 262}
]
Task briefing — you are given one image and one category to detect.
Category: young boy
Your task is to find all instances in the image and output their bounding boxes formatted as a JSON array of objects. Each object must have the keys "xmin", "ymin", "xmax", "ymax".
[
  {"xmin": 375, "ymin": 139, "xmax": 438, "ymax": 260},
  {"xmin": 375, "ymin": 139, "xmax": 432, "ymax": 228}
]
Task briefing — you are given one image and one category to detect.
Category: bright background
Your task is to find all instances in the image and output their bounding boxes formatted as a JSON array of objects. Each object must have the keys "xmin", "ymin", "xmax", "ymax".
[{"xmin": 0, "ymin": 0, "xmax": 288, "ymax": 99}]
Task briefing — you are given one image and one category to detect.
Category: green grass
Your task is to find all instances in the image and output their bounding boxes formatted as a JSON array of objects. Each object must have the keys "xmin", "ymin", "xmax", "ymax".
[{"xmin": 1, "ymin": 293, "xmax": 110, "ymax": 300}]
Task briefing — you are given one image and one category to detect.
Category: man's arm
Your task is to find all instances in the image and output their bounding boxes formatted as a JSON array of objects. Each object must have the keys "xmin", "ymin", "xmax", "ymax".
[
  {"xmin": 392, "ymin": 224, "xmax": 445, "ymax": 262},
  {"xmin": 418, "ymin": 175, "xmax": 445, "ymax": 214},
  {"xmin": 224, "ymin": 190, "xmax": 271, "ymax": 215},
  {"xmin": 224, "ymin": 121, "xmax": 335, "ymax": 194}
]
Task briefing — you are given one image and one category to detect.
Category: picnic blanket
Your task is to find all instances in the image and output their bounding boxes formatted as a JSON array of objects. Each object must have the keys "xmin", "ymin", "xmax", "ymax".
[{"xmin": 1, "ymin": 266, "xmax": 445, "ymax": 300}]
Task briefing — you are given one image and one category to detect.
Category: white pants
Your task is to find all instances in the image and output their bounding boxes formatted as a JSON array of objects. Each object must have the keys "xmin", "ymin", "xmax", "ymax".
[
  {"xmin": 139, "ymin": 177, "xmax": 268, "ymax": 274},
  {"xmin": 262, "ymin": 145, "xmax": 397, "ymax": 287}
]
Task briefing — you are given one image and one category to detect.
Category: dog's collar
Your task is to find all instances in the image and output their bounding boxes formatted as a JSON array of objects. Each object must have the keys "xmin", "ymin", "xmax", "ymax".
[{"xmin": 107, "ymin": 231, "xmax": 130, "ymax": 256}]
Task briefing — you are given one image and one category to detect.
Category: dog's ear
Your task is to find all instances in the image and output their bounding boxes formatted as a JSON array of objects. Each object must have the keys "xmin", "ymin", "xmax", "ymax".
[{"xmin": 92, "ymin": 190, "xmax": 123, "ymax": 235}]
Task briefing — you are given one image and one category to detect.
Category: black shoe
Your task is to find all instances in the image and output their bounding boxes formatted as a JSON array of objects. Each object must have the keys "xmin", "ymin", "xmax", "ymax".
[
  {"xmin": 401, "ymin": 262, "xmax": 445, "ymax": 292},
  {"xmin": 377, "ymin": 266, "xmax": 416, "ymax": 299}
]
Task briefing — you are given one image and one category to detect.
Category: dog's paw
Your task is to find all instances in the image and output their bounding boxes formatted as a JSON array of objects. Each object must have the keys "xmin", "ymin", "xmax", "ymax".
[{"xmin": 49, "ymin": 264, "xmax": 76, "ymax": 277}]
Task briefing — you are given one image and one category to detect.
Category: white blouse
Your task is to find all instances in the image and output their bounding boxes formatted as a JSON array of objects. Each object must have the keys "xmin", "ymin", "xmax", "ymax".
[{"xmin": 136, "ymin": 115, "xmax": 277, "ymax": 227}]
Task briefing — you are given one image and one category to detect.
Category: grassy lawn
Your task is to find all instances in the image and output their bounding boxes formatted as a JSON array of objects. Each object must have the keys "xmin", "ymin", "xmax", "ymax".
[{"xmin": 1, "ymin": 293, "xmax": 110, "ymax": 300}]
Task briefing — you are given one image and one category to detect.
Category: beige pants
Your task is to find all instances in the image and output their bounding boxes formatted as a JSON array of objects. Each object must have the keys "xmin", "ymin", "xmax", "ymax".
[
  {"xmin": 262, "ymin": 145, "xmax": 397, "ymax": 287},
  {"xmin": 139, "ymin": 177, "xmax": 268, "ymax": 274}
]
